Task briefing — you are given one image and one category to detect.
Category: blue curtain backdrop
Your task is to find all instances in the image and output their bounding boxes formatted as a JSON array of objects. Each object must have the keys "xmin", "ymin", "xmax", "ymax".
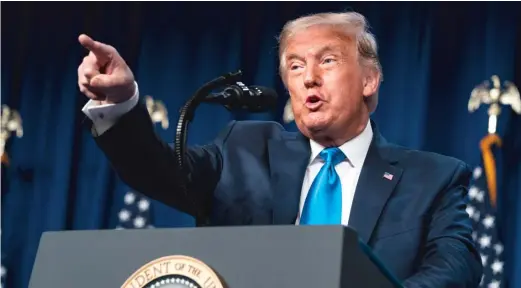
[{"xmin": 2, "ymin": 2, "xmax": 520, "ymax": 287}]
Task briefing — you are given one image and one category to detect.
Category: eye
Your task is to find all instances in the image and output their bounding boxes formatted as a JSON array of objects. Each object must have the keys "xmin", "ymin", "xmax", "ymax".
[
  {"xmin": 289, "ymin": 63, "xmax": 304, "ymax": 71},
  {"xmin": 323, "ymin": 57, "xmax": 336, "ymax": 64}
]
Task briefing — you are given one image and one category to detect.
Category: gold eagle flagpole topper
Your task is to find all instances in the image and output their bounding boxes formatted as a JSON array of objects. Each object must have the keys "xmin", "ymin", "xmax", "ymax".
[
  {"xmin": 468, "ymin": 75, "xmax": 520, "ymax": 207},
  {"xmin": 145, "ymin": 95, "xmax": 169, "ymax": 130},
  {"xmin": 283, "ymin": 98, "xmax": 294, "ymax": 124},
  {"xmin": 468, "ymin": 74, "xmax": 521, "ymax": 134},
  {"xmin": 1, "ymin": 105, "xmax": 24, "ymax": 166}
]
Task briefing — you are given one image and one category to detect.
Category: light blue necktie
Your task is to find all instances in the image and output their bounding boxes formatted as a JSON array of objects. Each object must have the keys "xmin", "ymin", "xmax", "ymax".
[{"xmin": 300, "ymin": 147, "xmax": 346, "ymax": 225}]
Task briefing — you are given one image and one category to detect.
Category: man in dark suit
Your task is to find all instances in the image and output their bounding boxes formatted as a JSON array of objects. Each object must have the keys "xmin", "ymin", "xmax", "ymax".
[{"xmin": 77, "ymin": 11, "xmax": 482, "ymax": 287}]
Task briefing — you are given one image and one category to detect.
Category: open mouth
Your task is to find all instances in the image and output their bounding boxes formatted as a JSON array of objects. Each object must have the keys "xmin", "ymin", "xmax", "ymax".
[
  {"xmin": 306, "ymin": 95, "xmax": 321, "ymax": 104},
  {"xmin": 305, "ymin": 95, "xmax": 323, "ymax": 110}
]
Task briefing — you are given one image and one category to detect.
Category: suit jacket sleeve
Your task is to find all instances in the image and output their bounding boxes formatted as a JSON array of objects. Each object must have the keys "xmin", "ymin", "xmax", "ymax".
[
  {"xmin": 90, "ymin": 100, "xmax": 235, "ymax": 220},
  {"xmin": 403, "ymin": 162, "xmax": 483, "ymax": 288}
]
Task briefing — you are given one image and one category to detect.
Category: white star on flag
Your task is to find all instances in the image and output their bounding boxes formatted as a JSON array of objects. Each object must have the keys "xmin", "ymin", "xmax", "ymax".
[
  {"xmin": 475, "ymin": 190, "xmax": 485, "ymax": 202},
  {"xmin": 491, "ymin": 260, "xmax": 504, "ymax": 275},
  {"xmin": 473, "ymin": 167, "xmax": 482, "ymax": 179},
  {"xmin": 124, "ymin": 192, "xmax": 136, "ymax": 205},
  {"xmin": 469, "ymin": 186, "xmax": 479, "ymax": 200},
  {"xmin": 488, "ymin": 280, "xmax": 501, "ymax": 288},
  {"xmin": 138, "ymin": 198, "xmax": 150, "ymax": 212},
  {"xmin": 479, "ymin": 234, "xmax": 492, "ymax": 249},
  {"xmin": 118, "ymin": 209, "xmax": 131, "ymax": 222},
  {"xmin": 482, "ymin": 215, "xmax": 495, "ymax": 229}
]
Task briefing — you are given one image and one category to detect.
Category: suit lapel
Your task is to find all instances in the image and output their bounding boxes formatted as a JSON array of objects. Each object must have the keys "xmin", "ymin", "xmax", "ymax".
[
  {"xmin": 348, "ymin": 128, "xmax": 403, "ymax": 243},
  {"xmin": 268, "ymin": 132, "xmax": 310, "ymax": 225}
]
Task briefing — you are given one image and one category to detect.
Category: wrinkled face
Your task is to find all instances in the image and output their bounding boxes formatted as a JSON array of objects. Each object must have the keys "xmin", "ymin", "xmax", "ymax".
[{"xmin": 282, "ymin": 25, "xmax": 377, "ymax": 142}]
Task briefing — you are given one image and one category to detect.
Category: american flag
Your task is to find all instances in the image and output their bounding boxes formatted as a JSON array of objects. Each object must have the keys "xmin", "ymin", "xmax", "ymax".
[
  {"xmin": 116, "ymin": 190, "xmax": 154, "ymax": 229},
  {"xmin": 467, "ymin": 164, "xmax": 504, "ymax": 288}
]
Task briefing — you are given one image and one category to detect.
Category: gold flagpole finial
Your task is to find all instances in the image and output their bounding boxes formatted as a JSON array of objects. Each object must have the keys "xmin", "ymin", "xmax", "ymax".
[
  {"xmin": 283, "ymin": 99, "xmax": 294, "ymax": 124},
  {"xmin": 468, "ymin": 75, "xmax": 521, "ymax": 134},
  {"xmin": 145, "ymin": 95, "xmax": 169, "ymax": 130},
  {"xmin": 1, "ymin": 105, "xmax": 24, "ymax": 165}
]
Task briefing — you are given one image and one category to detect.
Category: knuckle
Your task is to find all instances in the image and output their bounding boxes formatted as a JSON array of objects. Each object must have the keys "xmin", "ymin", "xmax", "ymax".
[
  {"xmin": 83, "ymin": 67, "xmax": 93, "ymax": 75},
  {"xmin": 83, "ymin": 56, "xmax": 93, "ymax": 65},
  {"xmin": 107, "ymin": 46, "xmax": 119, "ymax": 57},
  {"xmin": 82, "ymin": 56, "xmax": 91, "ymax": 66},
  {"xmin": 84, "ymin": 54, "xmax": 96, "ymax": 64},
  {"xmin": 82, "ymin": 65, "xmax": 98, "ymax": 77},
  {"xmin": 79, "ymin": 78, "xmax": 88, "ymax": 86}
]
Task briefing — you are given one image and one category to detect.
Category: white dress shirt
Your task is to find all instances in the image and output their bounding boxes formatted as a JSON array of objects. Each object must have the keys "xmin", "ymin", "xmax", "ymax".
[
  {"xmin": 82, "ymin": 82, "xmax": 140, "ymax": 135},
  {"xmin": 82, "ymin": 83, "xmax": 373, "ymax": 226},
  {"xmin": 295, "ymin": 120, "xmax": 373, "ymax": 226}
]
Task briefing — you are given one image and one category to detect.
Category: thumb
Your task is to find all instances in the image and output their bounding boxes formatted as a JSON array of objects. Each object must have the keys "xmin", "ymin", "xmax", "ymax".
[{"xmin": 90, "ymin": 74, "xmax": 118, "ymax": 89}]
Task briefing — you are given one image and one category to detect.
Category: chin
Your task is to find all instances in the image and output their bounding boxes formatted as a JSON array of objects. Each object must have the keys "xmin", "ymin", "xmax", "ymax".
[
  {"xmin": 300, "ymin": 115, "xmax": 332, "ymax": 135},
  {"xmin": 308, "ymin": 113, "xmax": 331, "ymax": 126}
]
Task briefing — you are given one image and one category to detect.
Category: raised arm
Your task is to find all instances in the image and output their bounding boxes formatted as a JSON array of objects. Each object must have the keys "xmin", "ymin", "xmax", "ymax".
[{"xmin": 77, "ymin": 34, "xmax": 229, "ymax": 219}]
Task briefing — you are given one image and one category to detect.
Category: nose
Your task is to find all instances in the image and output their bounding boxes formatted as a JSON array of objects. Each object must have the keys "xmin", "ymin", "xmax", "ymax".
[{"xmin": 304, "ymin": 64, "xmax": 322, "ymax": 89}]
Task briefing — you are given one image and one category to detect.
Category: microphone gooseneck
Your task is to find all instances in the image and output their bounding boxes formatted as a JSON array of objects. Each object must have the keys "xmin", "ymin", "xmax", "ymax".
[
  {"xmin": 175, "ymin": 70, "xmax": 242, "ymax": 227},
  {"xmin": 175, "ymin": 71, "xmax": 279, "ymax": 227}
]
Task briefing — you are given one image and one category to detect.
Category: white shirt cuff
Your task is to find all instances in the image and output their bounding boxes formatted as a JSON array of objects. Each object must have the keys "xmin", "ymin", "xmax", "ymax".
[{"xmin": 82, "ymin": 81, "xmax": 140, "ymax": 135}]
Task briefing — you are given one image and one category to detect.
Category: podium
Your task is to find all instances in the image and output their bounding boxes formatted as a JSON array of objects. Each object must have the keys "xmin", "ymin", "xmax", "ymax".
[{"xmin": 29, "ymin": 225, "xmax": 403, "ymax": 288}]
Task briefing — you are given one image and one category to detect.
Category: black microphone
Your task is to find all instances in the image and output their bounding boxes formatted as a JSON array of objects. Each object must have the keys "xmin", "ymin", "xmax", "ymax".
[{"xmin": 203, "ymin": 82, "xmax": 278, "ymax": 112}]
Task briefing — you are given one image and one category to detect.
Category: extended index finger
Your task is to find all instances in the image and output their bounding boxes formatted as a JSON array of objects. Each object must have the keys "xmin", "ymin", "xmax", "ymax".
[{"xmin": 78, "ymin": 34, "xmax": 112, "ymax": 60}]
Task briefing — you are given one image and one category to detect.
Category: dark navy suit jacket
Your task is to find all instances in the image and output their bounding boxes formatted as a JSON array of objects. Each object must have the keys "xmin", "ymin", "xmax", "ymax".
[{"xmin": 93, "ymin": 102, "xmax": 483, "ymax": 287}]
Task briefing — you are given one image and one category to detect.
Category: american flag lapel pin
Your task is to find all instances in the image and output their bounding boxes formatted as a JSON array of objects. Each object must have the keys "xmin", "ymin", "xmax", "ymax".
[{"xmin": 383, "ymin": 172, "xmax": 393, "ymax": 180}]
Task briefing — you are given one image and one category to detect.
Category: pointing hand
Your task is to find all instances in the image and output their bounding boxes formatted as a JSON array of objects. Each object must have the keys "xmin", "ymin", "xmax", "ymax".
[{"xmin": 77, "ymin": 34, "xmax": 135, "ymax": 104}]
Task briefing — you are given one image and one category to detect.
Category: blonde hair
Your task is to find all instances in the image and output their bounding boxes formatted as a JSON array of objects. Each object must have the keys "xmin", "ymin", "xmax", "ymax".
[{"xmin": 277, "ymin": 12, "xmax": 383, "ymax": 112}]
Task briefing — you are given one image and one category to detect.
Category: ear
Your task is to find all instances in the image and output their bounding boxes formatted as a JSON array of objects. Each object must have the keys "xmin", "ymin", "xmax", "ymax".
[{"xmin": 362, "ymin": 68, "xmax": 380, "ymax": 98}]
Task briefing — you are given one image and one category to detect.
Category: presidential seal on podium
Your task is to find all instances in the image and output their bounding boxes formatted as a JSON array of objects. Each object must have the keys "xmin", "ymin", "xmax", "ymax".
[{"xmin": 121, "ymin": 255, "xmax": 225, "ymax": 288}]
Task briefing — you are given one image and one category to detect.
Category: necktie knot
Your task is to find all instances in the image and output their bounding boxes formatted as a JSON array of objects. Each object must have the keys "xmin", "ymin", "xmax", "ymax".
[{"xmin": 319, "ymin": 147, "xmax": 346, "ymax": 166}]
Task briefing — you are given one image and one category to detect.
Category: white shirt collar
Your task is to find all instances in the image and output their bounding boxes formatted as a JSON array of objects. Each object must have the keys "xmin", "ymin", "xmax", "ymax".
[{"xmin": 308, "ymin": 120, "xmax": 373, "ymax": 168}]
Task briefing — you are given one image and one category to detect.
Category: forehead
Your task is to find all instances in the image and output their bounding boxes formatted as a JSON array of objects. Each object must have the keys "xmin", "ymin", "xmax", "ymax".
[{"xmin": 284, "ymin": 25, "xmax": 355, "ymax": 56}]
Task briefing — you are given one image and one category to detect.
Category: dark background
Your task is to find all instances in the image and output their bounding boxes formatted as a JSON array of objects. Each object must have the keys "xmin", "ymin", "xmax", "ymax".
[{"xmin": 2, "ymin": 2, "xmax": 520, "ymax": 287}]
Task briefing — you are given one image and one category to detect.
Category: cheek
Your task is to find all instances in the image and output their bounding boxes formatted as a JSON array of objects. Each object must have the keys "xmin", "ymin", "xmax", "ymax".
[
  {"xmin": 326, "ymin": 74, "xmax": 362, "ymax": 108},
  {"xmin": 290, "ymin": 100, "xmax": 301, "ymax": 115},
  {"xmin": 287, "ymin": 87, "xmax": 306, "ymax": 106}
]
